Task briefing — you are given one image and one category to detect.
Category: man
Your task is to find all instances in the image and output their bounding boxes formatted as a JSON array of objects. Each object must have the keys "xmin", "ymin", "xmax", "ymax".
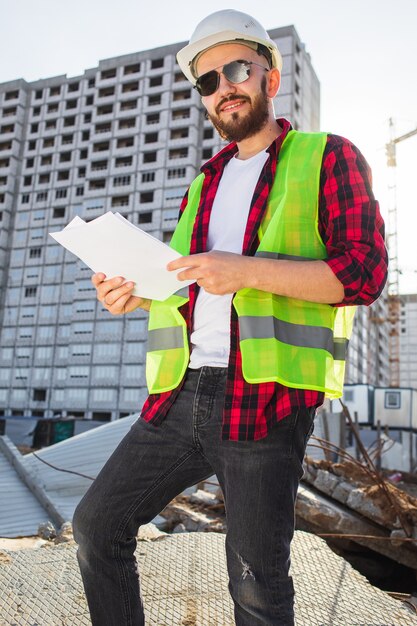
[{"xmin": 73, "ymin": 9, "xmax": 387, "ymax": 625}]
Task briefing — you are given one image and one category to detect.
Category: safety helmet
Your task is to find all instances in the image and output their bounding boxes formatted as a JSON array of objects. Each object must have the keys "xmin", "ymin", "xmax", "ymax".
[{"xmin": 177, "ymin": 9, "xmax": 283, "ymax": 85}]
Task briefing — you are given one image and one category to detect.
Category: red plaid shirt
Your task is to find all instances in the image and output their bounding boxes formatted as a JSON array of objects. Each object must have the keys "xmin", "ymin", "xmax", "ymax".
[{"xmin": 140, "ymin": 119, "xmax": 388, "ymax": 441}]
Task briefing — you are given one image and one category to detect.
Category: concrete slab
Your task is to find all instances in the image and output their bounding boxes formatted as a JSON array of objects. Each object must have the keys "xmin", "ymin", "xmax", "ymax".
[{"xmin": 0, "ymin": 531, "xmax": 415, "ymax": 625}]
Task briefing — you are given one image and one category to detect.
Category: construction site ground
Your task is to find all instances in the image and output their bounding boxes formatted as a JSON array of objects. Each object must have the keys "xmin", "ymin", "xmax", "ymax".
[{"xmin": 1, "ymin": 531, "xmax": 416, "ymax": 626}]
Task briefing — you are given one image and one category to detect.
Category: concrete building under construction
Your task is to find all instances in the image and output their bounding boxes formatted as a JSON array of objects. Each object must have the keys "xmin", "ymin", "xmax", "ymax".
[{"xmin": 400, "ymin": 293, "xmax": 417, "ymax": 389}]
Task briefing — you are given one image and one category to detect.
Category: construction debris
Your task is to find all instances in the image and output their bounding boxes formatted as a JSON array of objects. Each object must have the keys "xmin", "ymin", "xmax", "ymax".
[
  {"xmin": 37, "ymin": 521, "xmax": 57, "ymax": 541},
  {"xmin": 54, "ymin": 521, "xmax": 74, "ymax": 544},
  {"xmin": 160, "ymin": 491, "xmax": 226, "ymax": 534},
  {"xmin": 304, "ymin": 457, "xmax": 417, "ymax": 530},
  {"xmin": 137, "ymin": 523, "xmax": 167, "ymax": 542},
  {"xmin": 189, "ymin": 489, "xmax": 220, "ymax": 507},
  {"xmin": 300, "ymin": 455, "xmax": 417, "ymax": 571}
]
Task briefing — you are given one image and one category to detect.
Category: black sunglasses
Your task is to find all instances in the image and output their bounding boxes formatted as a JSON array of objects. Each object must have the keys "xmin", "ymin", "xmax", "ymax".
[{"xmin": 194, "ymin": 59, "xmax": 269, "ymax": 97}]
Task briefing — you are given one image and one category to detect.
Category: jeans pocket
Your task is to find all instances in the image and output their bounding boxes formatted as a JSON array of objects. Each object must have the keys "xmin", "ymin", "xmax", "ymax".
[
  {"xmin": 131, "ymin": 414, "xmax": 159, "ymax": 434},
  {"xmin": 290, "ymin": 408, "xmax": 316, "ymax": 479},
  {"xmin": 305, "ymin": 408, "xmax": 316, "ymax": 442}
]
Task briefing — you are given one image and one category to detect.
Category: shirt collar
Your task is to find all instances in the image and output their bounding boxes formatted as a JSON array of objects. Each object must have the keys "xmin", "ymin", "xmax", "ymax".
[{"xmin": 200, "ymin": 118, "xmax": 293, "ymax": 174}]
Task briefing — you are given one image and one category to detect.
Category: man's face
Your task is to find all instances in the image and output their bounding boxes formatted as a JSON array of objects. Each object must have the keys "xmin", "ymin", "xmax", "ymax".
[{"xmin": 195, "ymin": 43, "xmax": 271, "ymax": 143}]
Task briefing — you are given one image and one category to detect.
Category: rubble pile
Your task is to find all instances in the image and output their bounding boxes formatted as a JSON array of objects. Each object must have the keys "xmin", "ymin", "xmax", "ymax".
[
  {"xmin": 303, "ymin": 457, "xmax": 417, "ymax": 535},
  {"xmin": 299, "ymin": 456, "xmax": 417, "ymax": 571},
  {"xmin": 159, "ymin": 488, "xmax": 226, "ymax": 534}
]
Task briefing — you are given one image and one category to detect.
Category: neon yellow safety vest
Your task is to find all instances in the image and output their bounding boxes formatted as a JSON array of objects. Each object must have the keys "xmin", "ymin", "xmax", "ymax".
[{"xmin": 146, "ymin": 130, "xmax": 356, "ymax": 398}]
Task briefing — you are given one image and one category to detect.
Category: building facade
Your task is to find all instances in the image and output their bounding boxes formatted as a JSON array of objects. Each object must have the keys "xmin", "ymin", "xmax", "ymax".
[
  {"xmin": 400, "ymin": 293, "xmax": 417, "ymax": 389},
  {"xmin": 0, "ymin": 26, "xmax": 359, "ymax": 422},
  {"xmin": 344, "ymin": 294, "xmax": 390, "ymax": 387}
]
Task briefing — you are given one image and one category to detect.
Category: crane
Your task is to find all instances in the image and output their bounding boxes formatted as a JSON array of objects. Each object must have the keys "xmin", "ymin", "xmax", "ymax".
[{"xmin": 385, "ymin": 119, "xmax": 417, "ymax": 386}]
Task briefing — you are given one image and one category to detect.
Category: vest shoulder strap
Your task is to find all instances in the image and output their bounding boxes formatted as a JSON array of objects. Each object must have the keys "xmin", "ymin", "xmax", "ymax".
[
  {"xmin": 169, "ymin": 173, "xmax": 205, "ymax": 255},
  {"xmin": 257, "ymin": 130, "xmax": 328, "ymax": 259}
]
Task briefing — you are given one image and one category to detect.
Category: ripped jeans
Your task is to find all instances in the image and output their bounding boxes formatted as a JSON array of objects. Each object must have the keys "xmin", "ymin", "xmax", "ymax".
[{"xmin": 73, "ymin": 367, "xmax": 315, "ymax": 626}]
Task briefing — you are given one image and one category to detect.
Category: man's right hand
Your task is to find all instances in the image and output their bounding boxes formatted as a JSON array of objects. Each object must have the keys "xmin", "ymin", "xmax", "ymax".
[{"xmin": 92, "ymin": 273, "xmax": 151, "ymax": 315}]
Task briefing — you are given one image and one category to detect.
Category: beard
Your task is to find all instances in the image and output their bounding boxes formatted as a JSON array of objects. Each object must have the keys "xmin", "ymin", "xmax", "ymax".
[{"xmin": 207, "ymin": 75, "xmax": 269, "ymax": 143}]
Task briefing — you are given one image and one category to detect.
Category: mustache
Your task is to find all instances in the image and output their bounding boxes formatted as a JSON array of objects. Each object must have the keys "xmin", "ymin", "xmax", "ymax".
[{"xmin": 215, "ymin": 94, "xmax": 251, "ymax": 115}]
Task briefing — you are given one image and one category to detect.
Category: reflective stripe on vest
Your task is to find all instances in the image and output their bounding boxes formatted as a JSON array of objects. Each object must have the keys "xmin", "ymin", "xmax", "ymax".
[
  {"xmin": 146, "ymin": 130, "xmax": 356, "ymax": 397},
  {"xmin": 238, "ymin": 315, "xmax": 348, "ymax": 361},
  {"xmin": 147, "ymin": 326, "xmax": 184, "ymax": 352},
  {"xmin": 255, "ymin": 251, "xmax": 315, "ymax": 262}
]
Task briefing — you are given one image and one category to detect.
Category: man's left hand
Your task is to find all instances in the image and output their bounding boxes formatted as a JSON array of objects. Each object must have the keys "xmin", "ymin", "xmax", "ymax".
[{"xmin": 167, "ymin": 250, "xmax": 251, "ymax": 295}]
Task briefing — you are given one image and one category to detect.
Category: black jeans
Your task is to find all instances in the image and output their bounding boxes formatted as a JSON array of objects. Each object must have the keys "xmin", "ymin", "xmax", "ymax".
[{"xmin": 73, "ymin": 367, "xmax": 315, "ymax": 625}]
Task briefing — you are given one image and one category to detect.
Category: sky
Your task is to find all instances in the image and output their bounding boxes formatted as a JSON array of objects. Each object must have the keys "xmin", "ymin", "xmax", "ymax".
[{"xmin": 1, "ymin": 0, "xmax": 417, "ymax": 293}]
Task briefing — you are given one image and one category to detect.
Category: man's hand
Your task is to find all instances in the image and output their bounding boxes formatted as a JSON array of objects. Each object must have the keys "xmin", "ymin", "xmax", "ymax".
[
  {"xmin": 167, "ymin": 251, "xmax": 251, "ymax": 295},
  {"xmin": 168, "ymin": 252, "xmax": 345, "ymax": 303},
  {"xmin": 92, "ymin": 273, "xmax": 151, "ymax": 314}
]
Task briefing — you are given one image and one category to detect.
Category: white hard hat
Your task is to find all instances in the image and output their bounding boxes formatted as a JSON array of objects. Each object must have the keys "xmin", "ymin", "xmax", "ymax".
[{"xmin": 177, "ymin": 9, "xmax": 283, "ymax": 85}]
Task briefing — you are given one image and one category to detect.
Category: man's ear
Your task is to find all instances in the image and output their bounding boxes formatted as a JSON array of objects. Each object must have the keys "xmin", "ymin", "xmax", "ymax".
[{"xmin": 266, "ymin": 69, "xmax": 281, "ymax": 98}]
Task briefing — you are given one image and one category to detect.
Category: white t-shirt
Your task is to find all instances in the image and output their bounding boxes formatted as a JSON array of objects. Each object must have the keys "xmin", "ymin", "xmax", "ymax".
[{"xmin": 189, "ymin": 149, "xmax": 269, "ymax": 369}]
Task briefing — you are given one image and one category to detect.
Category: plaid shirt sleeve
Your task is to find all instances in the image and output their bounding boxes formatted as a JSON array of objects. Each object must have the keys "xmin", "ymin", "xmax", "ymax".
[{"xmin": 319, "ymin": 134, "xmax": 388, "ymax": 305}]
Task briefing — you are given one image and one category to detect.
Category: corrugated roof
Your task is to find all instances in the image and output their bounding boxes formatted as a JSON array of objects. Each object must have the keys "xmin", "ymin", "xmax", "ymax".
[
  {"xmin": 24, "ymin": 413, "xmax": 138, "ymax": 521},
  {"xmin": 0, "ymin": 441, "xmax": 49, "ymax": 538},
  {"xmin": 0, "ymin": 414, "xmax": 138, "ymax": 537}
]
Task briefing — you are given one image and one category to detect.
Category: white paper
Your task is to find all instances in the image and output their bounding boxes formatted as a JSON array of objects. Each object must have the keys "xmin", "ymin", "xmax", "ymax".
[{"xmin": 49, "ymin": 212, "xmax": 194, "ymax": 301}]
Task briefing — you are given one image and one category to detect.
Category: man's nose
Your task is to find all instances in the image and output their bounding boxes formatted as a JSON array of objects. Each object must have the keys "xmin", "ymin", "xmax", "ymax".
[{"xmin": 217, "ymin": 71, "xmax": 237, "ymax": 97}]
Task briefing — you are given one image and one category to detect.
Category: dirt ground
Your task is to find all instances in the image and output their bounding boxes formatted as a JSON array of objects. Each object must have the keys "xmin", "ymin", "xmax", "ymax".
[{"xmin": 0, "ymin": 537, "xmax": 47, "ymax": 551}]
